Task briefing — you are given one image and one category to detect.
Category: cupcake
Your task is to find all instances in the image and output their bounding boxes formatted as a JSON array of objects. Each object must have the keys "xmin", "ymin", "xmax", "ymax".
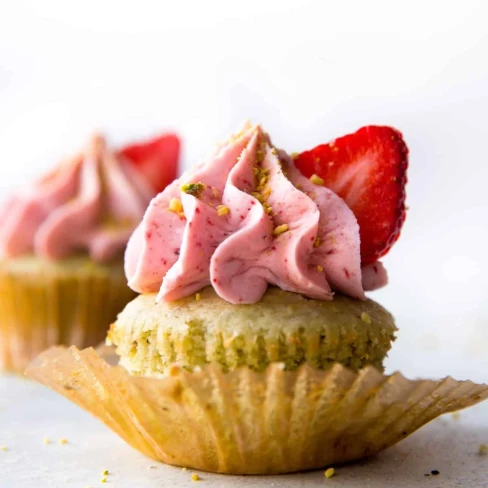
[
  {"xmin": 27, "ymin": 123, "xmax": 488, "ymax": 474},
  {"xmin": 0, "ymin": 131, "xmax": 180, "ymax": 371}
]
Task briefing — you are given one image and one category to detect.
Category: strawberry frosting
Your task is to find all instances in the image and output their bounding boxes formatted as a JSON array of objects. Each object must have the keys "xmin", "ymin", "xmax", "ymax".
[
  {"xmin": 126, "ymin": 124, "xmax": 388, "ymax": 304},
  {"xmin": 0, "ymin": 134, "xmax": 155, "ymax": 263}
]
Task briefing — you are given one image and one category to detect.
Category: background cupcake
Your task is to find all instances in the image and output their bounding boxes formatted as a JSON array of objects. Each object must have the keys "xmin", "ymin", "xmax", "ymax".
[{"xmin": 0, "ymin": 131, "xmax": 180, "ymax": 371}]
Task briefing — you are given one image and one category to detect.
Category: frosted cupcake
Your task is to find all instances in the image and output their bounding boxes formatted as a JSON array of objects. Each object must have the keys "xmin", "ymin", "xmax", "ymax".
[
  {"xmin": 27, "ymin": 124, "xmax": 487, "ymax": 474},
  {"xmin": 0, "ymin": 132, "xmax": 180, "ymax": 371}
]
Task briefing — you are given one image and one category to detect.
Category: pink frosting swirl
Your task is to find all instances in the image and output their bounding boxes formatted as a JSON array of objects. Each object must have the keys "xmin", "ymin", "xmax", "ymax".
[
  {"xmin": 0, "ymin": 134, "xmax": 156, "ymax": 263},
  {"xmin": 126, "ymin": 125, "xmax": 387, "ymax": 304}
]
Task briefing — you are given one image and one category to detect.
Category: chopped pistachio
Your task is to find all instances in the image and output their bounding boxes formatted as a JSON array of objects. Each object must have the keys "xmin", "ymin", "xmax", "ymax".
[
  {"xmin": 168, "ymin": 198, "xmax": 183, "ymax": 213},
  {"xmin": 313, "ymin": 236, "xmax": 322, "ymax": 248},
  {"xmin": 216, "ymin": 205, "xmax": 230, "ymax": 216},
  {"xmin": 191, "ymin": 473, "xmax": 200, "ymax": 481},
  {"xmin": 273, "ymin": 224, "xmax": 289, "ymax": 236},
  {"xmin": 310, "ymin": 174, "xmax": 325, "ymax": 186},
  {"xmin": 324, "ymin": 467, "xmax": 335, "ymax": 478},
  {"xmin": 181, "ymin": 182, "xmax": 206, "ymax": 198}
]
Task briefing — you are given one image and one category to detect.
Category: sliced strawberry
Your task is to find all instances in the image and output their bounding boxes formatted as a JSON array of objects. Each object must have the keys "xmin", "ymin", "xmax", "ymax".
[
  {"xmin": 294, "ymin": 126, "xmax": 408, "ymax": 265},
  {"xmin": 119, "ymin": 133, "xmax": 180, "ymax": 193}
]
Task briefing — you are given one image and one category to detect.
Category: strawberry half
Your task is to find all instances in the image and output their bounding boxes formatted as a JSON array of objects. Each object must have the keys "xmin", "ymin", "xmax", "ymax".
[
  {"xmin": 119, "ymin": 133, "xmax": 180, "ymax": 193},
  {"xmin": 294, "ymin": 126, "xmax": 408, "ymax": 265}
]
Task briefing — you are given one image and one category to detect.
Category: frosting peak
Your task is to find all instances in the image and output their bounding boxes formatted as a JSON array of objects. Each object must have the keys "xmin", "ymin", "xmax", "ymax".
[
  {"xmin": 126, "ymin": 125, "xmax": 387, "ymax": 304},
  {"xmin": 0, "ymin": 134, "xmax": 157, "ymax": 263}
]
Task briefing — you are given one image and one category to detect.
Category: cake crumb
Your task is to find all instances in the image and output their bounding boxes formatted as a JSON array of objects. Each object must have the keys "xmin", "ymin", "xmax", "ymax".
[
  {"xmin": 182, "ymin": 467, "xmax": 188, "ymax": 471},
  {"xmin": 317, "ymin": 265, "xmax": 324, "ymax": 272},
  {"xmin": 309, "ymin": 174, "xmax": 324, "ymax": 186},
  {"xmin": 0, "ymin": 445, "xmax": 7, "ymax": 451},
  {"xmin": 102, "ymin": 470, "xmax": 109, "ymax": 476},
  {"xmin": 43, "ymin": 437, "xmax": 50, "ymax": 445},
  {"xmin": 361, "ymin": 312, "xmax": 372, "ymax": 324},
  {"xmin": 324, "ymin": 467, "xmax": 335, "ymax": 478},
  {"xmin": 60, "ymin": 438, "xmax": 68, "ymax": 445},
  {"xmin": 191, "ymin": 473, "xmax": 201, "ymax": 481},
  {"xmin": 451, "ymin": 412, "xmax": 461, "ymax": 420},
  {"xmin": 195, "ymin": 293, "xmax": 201, "ymax": 301},
  {"xmin": 479, "ymin": 444, "xmax": 488, "ymax": 455},
  {"xmin": 101, "ymin": 476, "xmax": 107, "ymax": 483}
]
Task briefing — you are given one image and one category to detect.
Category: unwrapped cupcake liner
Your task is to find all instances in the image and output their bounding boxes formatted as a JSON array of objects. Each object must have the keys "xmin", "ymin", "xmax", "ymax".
[
  {"xmin": 0, "ymin": 262, "xmax": 135, "ymax": 372},
  {"xmin": 26, "ymin": 346, "xmax": 488, "ymax": 475}
]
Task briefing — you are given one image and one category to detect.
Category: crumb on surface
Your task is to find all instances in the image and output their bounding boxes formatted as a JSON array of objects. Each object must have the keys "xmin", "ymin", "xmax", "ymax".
[
  {"xmin": 431, "ymin": 470, "xmax": 440, "ymax": 476},
  {"xmin": 60, "ymin": 438, "xmax": 68, "ymax": 445},
  {"xmin": 361, "ymin": 312, "xmax": 372, "ymax": 324},
  {"xmin": 451, "ymin": 412, "xmax": 461, "ymax": 420},
  {"xmin": 102, "ymin": 470, "xmax": 109, "ymax": 476},
  {"xmin": 0, "ymin": 445, "xmax": 7, "ymax": 451},
  {"xmin": 181, "ymin": 182, "xmax": 206, "ymax": 198},
  {"xmin": 43, "ymin": 437, "xmax": 50, "ymax": 445},
  {"xmin": 310, "ymin": 174, "xmax": 325, "ymax": 186},
  {"xmin": 195, "ymin": 293, "xmax": 201, "ymax": 301},
  {"xmin": 324, "ymin": 467, "xmax": 335, "ymax": 478},
  {"xmin": 317, "ymin": 265, "xmax": 323, "ymax": 272},
  {"xmin": 191, "ymin": 473, "xmax": 200, "ymax": 481},
  {"xmin": 479, "ymin": 444, "xmax": 488, "ymax": 455},
  {"xmin": 101, "ymin": 476, "xmax": 107, "ymax": 483}
]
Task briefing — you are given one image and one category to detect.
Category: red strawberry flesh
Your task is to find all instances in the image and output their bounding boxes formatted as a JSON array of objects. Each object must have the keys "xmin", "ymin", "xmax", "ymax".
[
  {"xmin": 294, "ymin": 126, "xmax": 408, "ymax": 265},
  {"xmin": 119, "ymin": 133, "xmax": 180, "ymax": 194}
]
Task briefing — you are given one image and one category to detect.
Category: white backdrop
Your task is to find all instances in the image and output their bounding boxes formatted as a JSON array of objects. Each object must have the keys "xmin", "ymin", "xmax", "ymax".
[{"xmin": 0, "ymin": 0, "xmax": 487, "ymax": 380}]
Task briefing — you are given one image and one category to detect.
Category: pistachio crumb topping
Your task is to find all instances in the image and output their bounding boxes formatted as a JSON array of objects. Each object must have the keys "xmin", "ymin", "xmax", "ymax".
[
  {"xmin": 181, "ymin": 182, "xmax": 206, "ymax": 198},
  {"xmin": 60, "ymin": 438, "xmax": 68, "ymax": 445},
  {"xmin": 310, "ymin": 174, "xmax": 325, "ymax": 185},
  {"xmin": 324, "ymin": 467, "xmax": 335, "ymax": 479},
  {"xmin": 101, "ymin": 477, "xmax": 107, "ymax": 483},
  {"xmin": 361, "ymin": 312, "xmax": 372, "ymax": 324},
  {"xmin": 168, "ymin": 198, "xmax": 183, "ymax": 214},
  {"xmin": 195, "ymin": 293, "xmax": 201, "ymax": 301},
  {"xmin": 273, "ymin": 224, "xmax": 289, "ymax": 236},
  {"xmin": 216, "ymin": 205, "xmax": 229, "ymax": 216},
  {"xmin": 102, "ymin": 470, "xmax": 109, "ymax": 476},
  {"xmin": 317, "ymin": 264, "xmax": 324, "ymax": 272},
  {"xmin": 191, "ymin": 473, "xmax": 201, "ymax": 481},
  {"xmin": 313, "ymin": 236, "xmax": 322, "ymax": 248}
]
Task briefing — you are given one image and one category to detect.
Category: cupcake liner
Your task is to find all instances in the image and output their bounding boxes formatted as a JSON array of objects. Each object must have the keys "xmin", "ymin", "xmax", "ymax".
[
  {"xmin": 26, "ymin": 345, "xmax": 488, "ymax": 475},
  {"xmin": 0, "ymin": 259, "xmax": 135, "ymax": 372}
]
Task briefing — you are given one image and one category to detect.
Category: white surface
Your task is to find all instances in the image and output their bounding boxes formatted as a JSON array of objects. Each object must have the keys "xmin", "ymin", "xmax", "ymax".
[{"xmin": 0, "ymin": 1, "xmax": 488, "ymax": 486}]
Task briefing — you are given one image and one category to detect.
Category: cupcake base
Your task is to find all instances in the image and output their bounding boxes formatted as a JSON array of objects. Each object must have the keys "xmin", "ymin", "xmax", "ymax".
[
  {"xmin": 0, "ymin": 256, "xmax": 135, "ymax": 372},
  {"xmin": 25, "ymin": 346, "xmax": 488, "ymax": 475}
]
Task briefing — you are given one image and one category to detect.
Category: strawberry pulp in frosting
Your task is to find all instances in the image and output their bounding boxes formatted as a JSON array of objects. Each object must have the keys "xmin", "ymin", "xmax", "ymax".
[
  {"xmin": 0, "ymin": 134, "xmax": 176, "ymax": 263},
  {"xmin": 126, "ymin": 124, "xmax": 388, "ymax": 304}
]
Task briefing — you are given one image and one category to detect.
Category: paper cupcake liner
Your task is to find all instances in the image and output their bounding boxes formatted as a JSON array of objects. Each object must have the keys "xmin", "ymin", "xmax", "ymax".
[
  {"xmin": 26, "ymin": 346, "xmax": 488, "ymax": 475},
  {"xmin": 0, "ymin": 260, "xmax": 135, "ymax": 372}
]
